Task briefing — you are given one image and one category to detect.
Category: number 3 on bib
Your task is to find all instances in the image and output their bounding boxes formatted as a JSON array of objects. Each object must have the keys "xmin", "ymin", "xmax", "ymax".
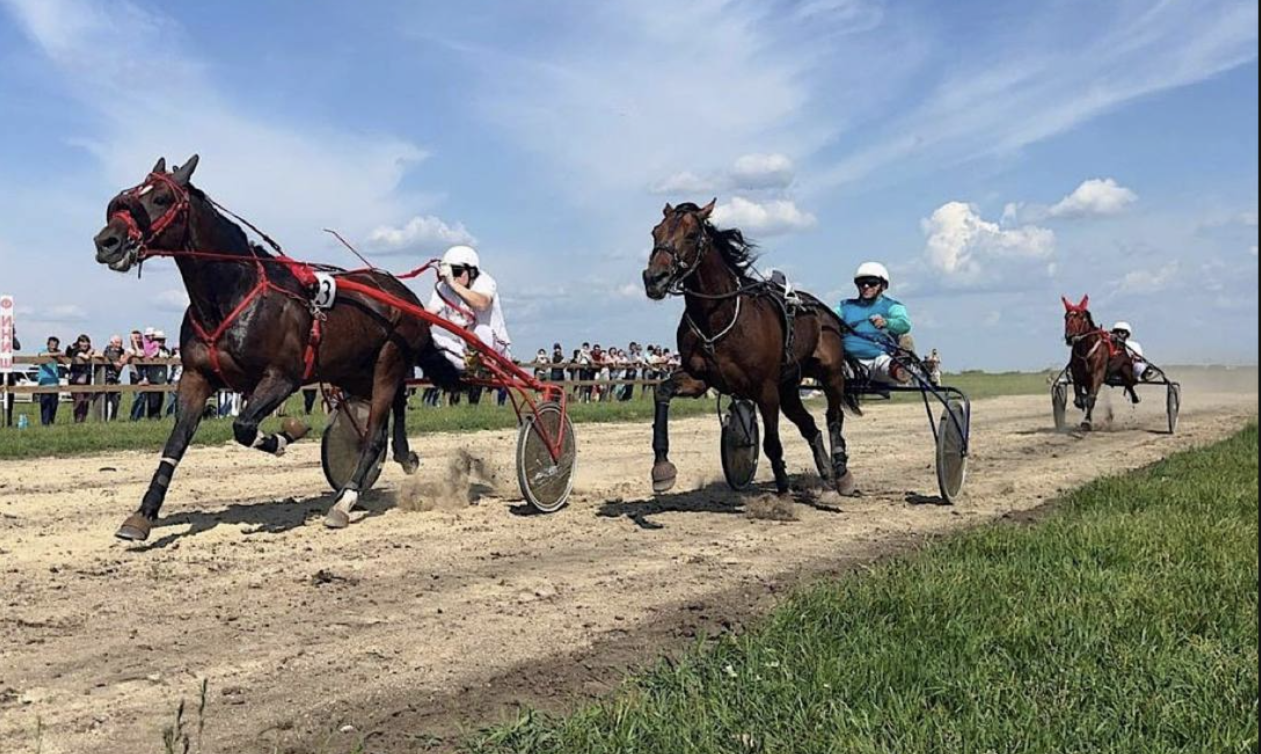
[{"xmin": 313, "ymin": 272, "xmax": 337, "ymax": 310}]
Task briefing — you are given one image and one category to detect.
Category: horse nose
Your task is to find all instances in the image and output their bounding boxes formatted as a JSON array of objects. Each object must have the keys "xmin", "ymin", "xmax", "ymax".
[{"xmin": 94, "ymin": 228, "xmax": 122, "ymax": 256}]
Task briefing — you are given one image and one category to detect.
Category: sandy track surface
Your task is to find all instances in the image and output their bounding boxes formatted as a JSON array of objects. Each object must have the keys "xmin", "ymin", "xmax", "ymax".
[{"xmin": 1, "ymin": 376, "xmax": 1255, "ymax": 753}]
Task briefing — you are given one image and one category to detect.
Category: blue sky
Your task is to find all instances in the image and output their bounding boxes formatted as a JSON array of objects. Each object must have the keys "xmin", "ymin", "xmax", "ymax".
[{"xmin": 0, "ymin": 0, "xmax": 1256, "ymax": 370}]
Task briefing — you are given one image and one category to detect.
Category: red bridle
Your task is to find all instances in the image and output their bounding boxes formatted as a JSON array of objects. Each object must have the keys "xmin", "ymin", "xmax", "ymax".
[{"xmin": 110, "ymin": 172, "xmax": 191, "ymax": 252}]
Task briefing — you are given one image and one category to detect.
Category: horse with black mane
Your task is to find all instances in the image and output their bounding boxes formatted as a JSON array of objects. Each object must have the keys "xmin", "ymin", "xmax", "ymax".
[
  {"xmin": 1062, "ymin": 294, "xmax": 1139, "ymax": 430},
  {"xmin": 92, "ymin": 155, "xmax": 459, "ymax": 541},
  {"xmin": 642, "ymin": 200, "xmax": 860, "ymax": 496}
]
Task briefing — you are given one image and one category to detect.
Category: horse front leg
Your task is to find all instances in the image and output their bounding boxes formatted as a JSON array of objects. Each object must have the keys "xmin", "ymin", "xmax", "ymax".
[
  {"xmin": 755, "ymin": 389, "xmax": 790, "ymax": 494},
  {"xmin": 325, "ymin": 346, "xmax": 408, "ymax": 529},
  {"xmin": 778, "ymin": 382, "xmax": 828, "ymax": 481},
  {"xmin": 116, "ymin": 371, "xmax": 212, "ymax": 541},
  {"xmin": 232, "ymin": 372, "xmax": 306, "ymax": 455},
  {"xmin": 651, "ymin": 371, "xmax": 709, "ymax": 493}
]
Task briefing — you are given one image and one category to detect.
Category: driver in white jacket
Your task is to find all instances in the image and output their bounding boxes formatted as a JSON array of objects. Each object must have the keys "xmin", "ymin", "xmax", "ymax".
[
  {"xmin": 1111, "ymin": 321, "xmax": 1151, "ymax": 381},
  {"xmin": 425, "ymin": 245, "xmax": 512, "ymax": 371}
]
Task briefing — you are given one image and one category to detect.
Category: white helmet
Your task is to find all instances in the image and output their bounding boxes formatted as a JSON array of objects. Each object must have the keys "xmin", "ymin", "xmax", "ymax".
[
  {"xmin": 854, "ymin": 261, "xmax": 890, "ymax": 285},
  {"xmin": 442, "ymin": 245, "xmax": 480, "ymax": 269},
  {"xmin": 1111, "ymin": 321, "xmax": 1133, "ymax": 335}
]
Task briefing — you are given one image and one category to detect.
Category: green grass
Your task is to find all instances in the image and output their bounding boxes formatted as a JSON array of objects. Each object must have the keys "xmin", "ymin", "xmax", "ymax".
[
  {"xmin": 0, "ymin": 372, "xmax": 1057, "ymax": 460},
  {"xmin": 465, "ymin": 424, "xmax": 1260, "ymax": 754},
  {"xmin": 0, "ymin": 391, "xmax": 715, "ymax": 460}
]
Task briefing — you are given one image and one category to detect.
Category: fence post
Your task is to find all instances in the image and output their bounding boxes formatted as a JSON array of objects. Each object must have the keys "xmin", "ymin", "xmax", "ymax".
[{"xmin": 92, "ymin": 361, "xmax": 106, "ymax": 421}]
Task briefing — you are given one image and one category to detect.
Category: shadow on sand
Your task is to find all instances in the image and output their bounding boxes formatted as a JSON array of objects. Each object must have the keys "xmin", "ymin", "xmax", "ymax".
[
  {"xmin": 596, "ymin": 477, "xmax": 846, "ymax": 530},
  {"xmin": 128, "ymin": 490, "xmax": 394, "ymax": 551}
]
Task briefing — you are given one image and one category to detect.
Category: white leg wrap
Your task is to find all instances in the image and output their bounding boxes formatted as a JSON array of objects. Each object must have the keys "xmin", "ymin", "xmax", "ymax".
[
  {"xmin": 334, "ymin": 489, "xmax": 359, "ymax": 515},
  {"xmin": 160, "ymin": 457, "xmax": 180, "ymax": 468}
]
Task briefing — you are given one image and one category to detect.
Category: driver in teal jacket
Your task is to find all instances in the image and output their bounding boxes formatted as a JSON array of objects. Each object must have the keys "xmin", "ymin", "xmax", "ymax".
[{"xmin": 836, "ymin": 262, "xmax": 913, "ymax": 383}]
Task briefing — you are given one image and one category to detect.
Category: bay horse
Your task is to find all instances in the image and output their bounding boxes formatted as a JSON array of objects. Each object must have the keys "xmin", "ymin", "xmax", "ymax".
[
  {"xmin": 642, "ymin": 201, "xmax": 861, "ymax": 496},
  {"xmin": 1062, "ymin": 294, "xmax": 1139, "ymax": 430},
  {"xmin": 93, "ymin": 155, "xmax": 459, "ymax": 541}
]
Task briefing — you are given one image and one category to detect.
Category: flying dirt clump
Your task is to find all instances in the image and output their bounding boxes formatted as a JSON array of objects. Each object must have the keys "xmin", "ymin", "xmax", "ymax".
[{"xmin": 396, "ymin": 450, "xmax": 501, "ymax": 512}]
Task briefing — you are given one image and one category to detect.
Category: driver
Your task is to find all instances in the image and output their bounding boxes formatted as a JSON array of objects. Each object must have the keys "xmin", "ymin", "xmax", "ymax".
[
  {"xmin": 1110, "ymin": 321, "xmax": 1152, "ymax": 381},
  {"xmin": 425, "ymin": 245, "xmax": 512, "ymax": 371},
  {"xmin": 836, "ymin": 262, "xmax": 914, "ymax": 383}
]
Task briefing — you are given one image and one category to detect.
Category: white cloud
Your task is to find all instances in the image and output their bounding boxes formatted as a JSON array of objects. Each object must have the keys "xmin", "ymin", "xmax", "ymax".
[
  {"xmin": 712, "ymin": 197, "xmax": 817, "ymax": 236},
  {"xmin": 39, "ymin": 304, "xmax": 89, "ymax": 322},
  {"xmin": 3, "ymin": 0, "xmax": 433, "ymax": 251},
  {"xmin": 1048, "ymin": 178, "xmax": 1138, "ymax": 218},
  {"xmin": 1250, "ymin": 245, "xmax": 1257, "ymax": 258},
  {"xmin": 651, "ymin": 171, "xmax": 720, "ymax": 196},
  {"xmin": 368, "ymin": 216, "xmax": 477, "ymax": 256},
  {"xmin": 1115, "ymin": 262, "xmax": 1179, "ymax": 295},
  {"xmin": 154, "ymin": 289, "xmax": 189, "ymax": 313},
  {"xmin": 730, "ymin": 153, "xmax": 795, "ymax": 190},
  {"xmin": 921, "ymin": 201, "xmax": 1055, "ymax": 288},
  {"xmin": 1241, "ymin": 211, "xmax": 1259, "ymax": 228}
]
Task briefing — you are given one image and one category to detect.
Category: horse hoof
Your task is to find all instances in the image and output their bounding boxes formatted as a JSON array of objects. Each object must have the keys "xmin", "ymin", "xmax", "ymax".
[
  {"xmin": 651, "ymin": 461, "xmax": 677, "ymax": 494},
  {"xmin": 282, "ymin": 417, "xmax": 311, "ymax": 441},
  {"xmin": 115, "ymin": 513, "xmax": 153, "ymax": 542},
  {"xmin": 1080, "ymin": 422, "xmax": 1093, "ymax": 432},
  {"xmin": 323, "ymin": 508, "xmax": 351, "ymax": 529},
  {"xmin": 397, "ymin": 452, "xmax": 421, "ymax": 475},
  {"xmin": 834, "ymin": 471, "xmax": 858, "ymax": 497}
]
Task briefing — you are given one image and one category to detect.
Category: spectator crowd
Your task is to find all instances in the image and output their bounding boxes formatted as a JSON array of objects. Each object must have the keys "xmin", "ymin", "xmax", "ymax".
[{"xmin": 6, "ymin": 328, "xmax": 682, "ymax": 426}]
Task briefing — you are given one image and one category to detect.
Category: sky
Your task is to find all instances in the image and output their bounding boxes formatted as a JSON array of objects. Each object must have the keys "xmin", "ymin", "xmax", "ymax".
[{"xmin": 0, "ymin": 0, "xmax": 1256, "ymax": 370}]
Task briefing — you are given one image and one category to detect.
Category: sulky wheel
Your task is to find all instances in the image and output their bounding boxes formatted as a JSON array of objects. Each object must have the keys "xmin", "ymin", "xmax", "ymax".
[
  {"xmin": 321, "ymin": 398, "xmax": 386, "ymax": 493},
  {"xmin": 720, "ymin": 399, "xmax": 760, "ymax": 491},
  {"xmin": 1052, "ymin": 382, "xmax": 1068, "ymax": 431},
  {"xmin": 516, "ymin": 401, "xmax": 578, "ymax": 513},
  {"xmin": 1166, "ymin": 383, "xmax": 1181, "ymax": 435},
  {"xmin": 936, "ymin": 399, "xmax": 969, "ymax": 504}
]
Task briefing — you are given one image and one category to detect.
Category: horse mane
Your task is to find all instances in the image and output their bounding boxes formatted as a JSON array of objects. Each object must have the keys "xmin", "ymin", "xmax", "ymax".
[
  {"xmin": 185, "ymin": 184, "xmax": 309, "ymax": 290},
  {"xmin": 675, "ymin": 202, "xmax": 759, "ymax": 280}
]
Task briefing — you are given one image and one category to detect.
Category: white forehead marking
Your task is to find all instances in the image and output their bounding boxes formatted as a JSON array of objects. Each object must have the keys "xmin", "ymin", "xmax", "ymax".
[{"xmin": 138, "ymin": 185, "xmax": 154, "ymax": 196}]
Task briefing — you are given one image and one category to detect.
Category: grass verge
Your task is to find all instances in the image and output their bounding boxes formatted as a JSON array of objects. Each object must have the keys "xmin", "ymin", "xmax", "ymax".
[{"xmin": 465, "ymin": 424, "xmax": 1260, "ymax": 753}]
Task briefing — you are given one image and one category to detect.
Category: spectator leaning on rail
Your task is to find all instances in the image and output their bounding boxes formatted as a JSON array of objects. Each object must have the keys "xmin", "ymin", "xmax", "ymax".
[
  {"xmin": 65, "ymin": 333, "xmax": 96, "ymax": 424},
  {"xmin": 425, "ymin": 245, "xmax": 513, "ymax": 372},
  {"xmin": 101, "ymin": 335, "xmax": 127, "ymax": 420},
  {"xmin": 836, "ymin": 262, "xmax": 914, "ymax": 384},
  {"xmin": 145, "ymin": 330, "xmax": 173, "ymax": 419},
  {"xmin": 37, "ymin": 336, "xmax": 63, "ymax": 426}
]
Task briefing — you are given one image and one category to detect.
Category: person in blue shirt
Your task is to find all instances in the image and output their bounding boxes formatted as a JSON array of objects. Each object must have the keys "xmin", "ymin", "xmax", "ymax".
[
  {"xmin": 836, "ymin": 262, "xmax": 914, "ymax": 383},
  {"xmin": 37, "ymin": 336, "xmax": 64, "ymax": 426}
]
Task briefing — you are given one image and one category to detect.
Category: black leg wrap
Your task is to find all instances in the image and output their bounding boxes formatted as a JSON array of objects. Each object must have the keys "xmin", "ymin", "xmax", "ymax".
[
  {"xmin": 809, "ymin": 432, "xmax": 830, "ymax": 479},
  {"xmin": 828, "ymin": 420, "xmax": 848, "ymax": 477},
  {"xmin": 771, "ymin": 459, "xmax": 790, "ymax": 493},
  {"xmin": 652, "ymin": 399, "xmax": 671, "ymax": 462}
]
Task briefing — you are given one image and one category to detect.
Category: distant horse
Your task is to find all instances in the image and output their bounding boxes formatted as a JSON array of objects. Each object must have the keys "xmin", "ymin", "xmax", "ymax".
[
  {"xmin": 93, "ymin": 155, "xmax": 458, "ymax": 541},
  {"xmin": 1062, "ymin": 294, "xmax": 1138, "ymax": 430},
  {"xmin": 642, "ymin": 201, "xmax": 860, "ymax": 496}
]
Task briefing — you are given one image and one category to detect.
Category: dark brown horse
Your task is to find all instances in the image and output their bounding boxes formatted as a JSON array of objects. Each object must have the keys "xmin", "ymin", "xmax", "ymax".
[
  {"xmin": 93, "ymin": 155, "xmax": 459, "ymax": 541},
  {"xmin": 1062, "ymin": 294, "xmax": 1139, "ymax": 430},
  {"xmin": 643, "ymin": 201, "xmax": 860, "ymax": 496}
]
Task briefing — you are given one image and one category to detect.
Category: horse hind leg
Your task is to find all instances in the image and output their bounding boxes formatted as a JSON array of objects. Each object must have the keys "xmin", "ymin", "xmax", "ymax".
[
  {"xmin": 391, "ymin": 386, "xmax": 420, "ymax": 474},
  {"xmin": 326, "ymin": 348, "xmax": 407, "ymax": 529}
]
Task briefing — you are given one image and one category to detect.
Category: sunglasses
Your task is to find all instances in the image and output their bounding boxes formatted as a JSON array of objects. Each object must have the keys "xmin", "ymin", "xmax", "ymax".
[
  {"xmin": 450, "ymin": 265, "xmax": 471, "ymax": 277},
  {"xmin": 856, "ymin": 278, "xmax": 884, "ymax": 288}
]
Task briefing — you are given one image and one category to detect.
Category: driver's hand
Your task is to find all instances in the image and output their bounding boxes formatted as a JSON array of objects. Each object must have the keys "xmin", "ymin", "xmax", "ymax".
[
  {"xmin": 439, "ymin": 263, "xmax": 454, "ymax": 283},
  {"xmin": 870, "ymin": 314, "xmax": 887, "ymax": 329}
]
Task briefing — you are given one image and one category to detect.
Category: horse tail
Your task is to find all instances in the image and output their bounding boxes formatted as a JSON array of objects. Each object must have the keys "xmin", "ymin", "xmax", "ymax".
[{"xmin": 416, "ymin": 342, "xmax": 463, "ymax": 392}]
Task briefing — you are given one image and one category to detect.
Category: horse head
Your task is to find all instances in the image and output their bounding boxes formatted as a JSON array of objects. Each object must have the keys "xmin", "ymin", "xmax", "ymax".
[
  {"xmin": 643, "ymin": 199, "xmax": 716, "ymax": 300},
  {"xmin": 1061, "ymin": 294, "xmax": 1095, "ymax": 344},
  {"xmin": 94, "ymin": 155, "xmax": 200, "ymax": 272}
]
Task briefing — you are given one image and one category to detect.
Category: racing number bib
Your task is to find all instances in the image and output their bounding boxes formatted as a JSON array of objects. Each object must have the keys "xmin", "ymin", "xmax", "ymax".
[{"xmin": 312, "ymin": 272, "xmax": 337, "ymax": 310}]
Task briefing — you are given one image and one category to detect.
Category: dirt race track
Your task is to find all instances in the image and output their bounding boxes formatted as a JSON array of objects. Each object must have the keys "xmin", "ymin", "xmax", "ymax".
[{"xmin": 1, "ymin": 372, "xmax": 1256, "ymax": 753}]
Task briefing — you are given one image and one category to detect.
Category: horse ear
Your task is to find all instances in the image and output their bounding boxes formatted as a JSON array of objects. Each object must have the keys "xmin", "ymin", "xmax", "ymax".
[
  {"xmin": 698, "ymin": 198, "xmax": 717, "ymax": 220},
  {"xmin": 151, "ymin": 157, "xmax": 166, "ymax": 174},
  {"xmin": 1061, "ymin": 296, "xmax": 1072, "ymax": 311},
  {"xmin": 172, "ymin": 154, "xmax": 200, "ymax": 186},
  {"xmin": 663, "ymin": 203, "xmax": 674, "ymax": 217},
  {"xmin": 1079, "ymin": 294, "xmax": 1089, "ymax": 310}
]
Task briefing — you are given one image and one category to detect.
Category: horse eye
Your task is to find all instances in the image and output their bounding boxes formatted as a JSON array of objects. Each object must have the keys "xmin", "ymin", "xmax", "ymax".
[{"xmin": 154, "ymin": 194, "xmax": 171, "ymax": 206}]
